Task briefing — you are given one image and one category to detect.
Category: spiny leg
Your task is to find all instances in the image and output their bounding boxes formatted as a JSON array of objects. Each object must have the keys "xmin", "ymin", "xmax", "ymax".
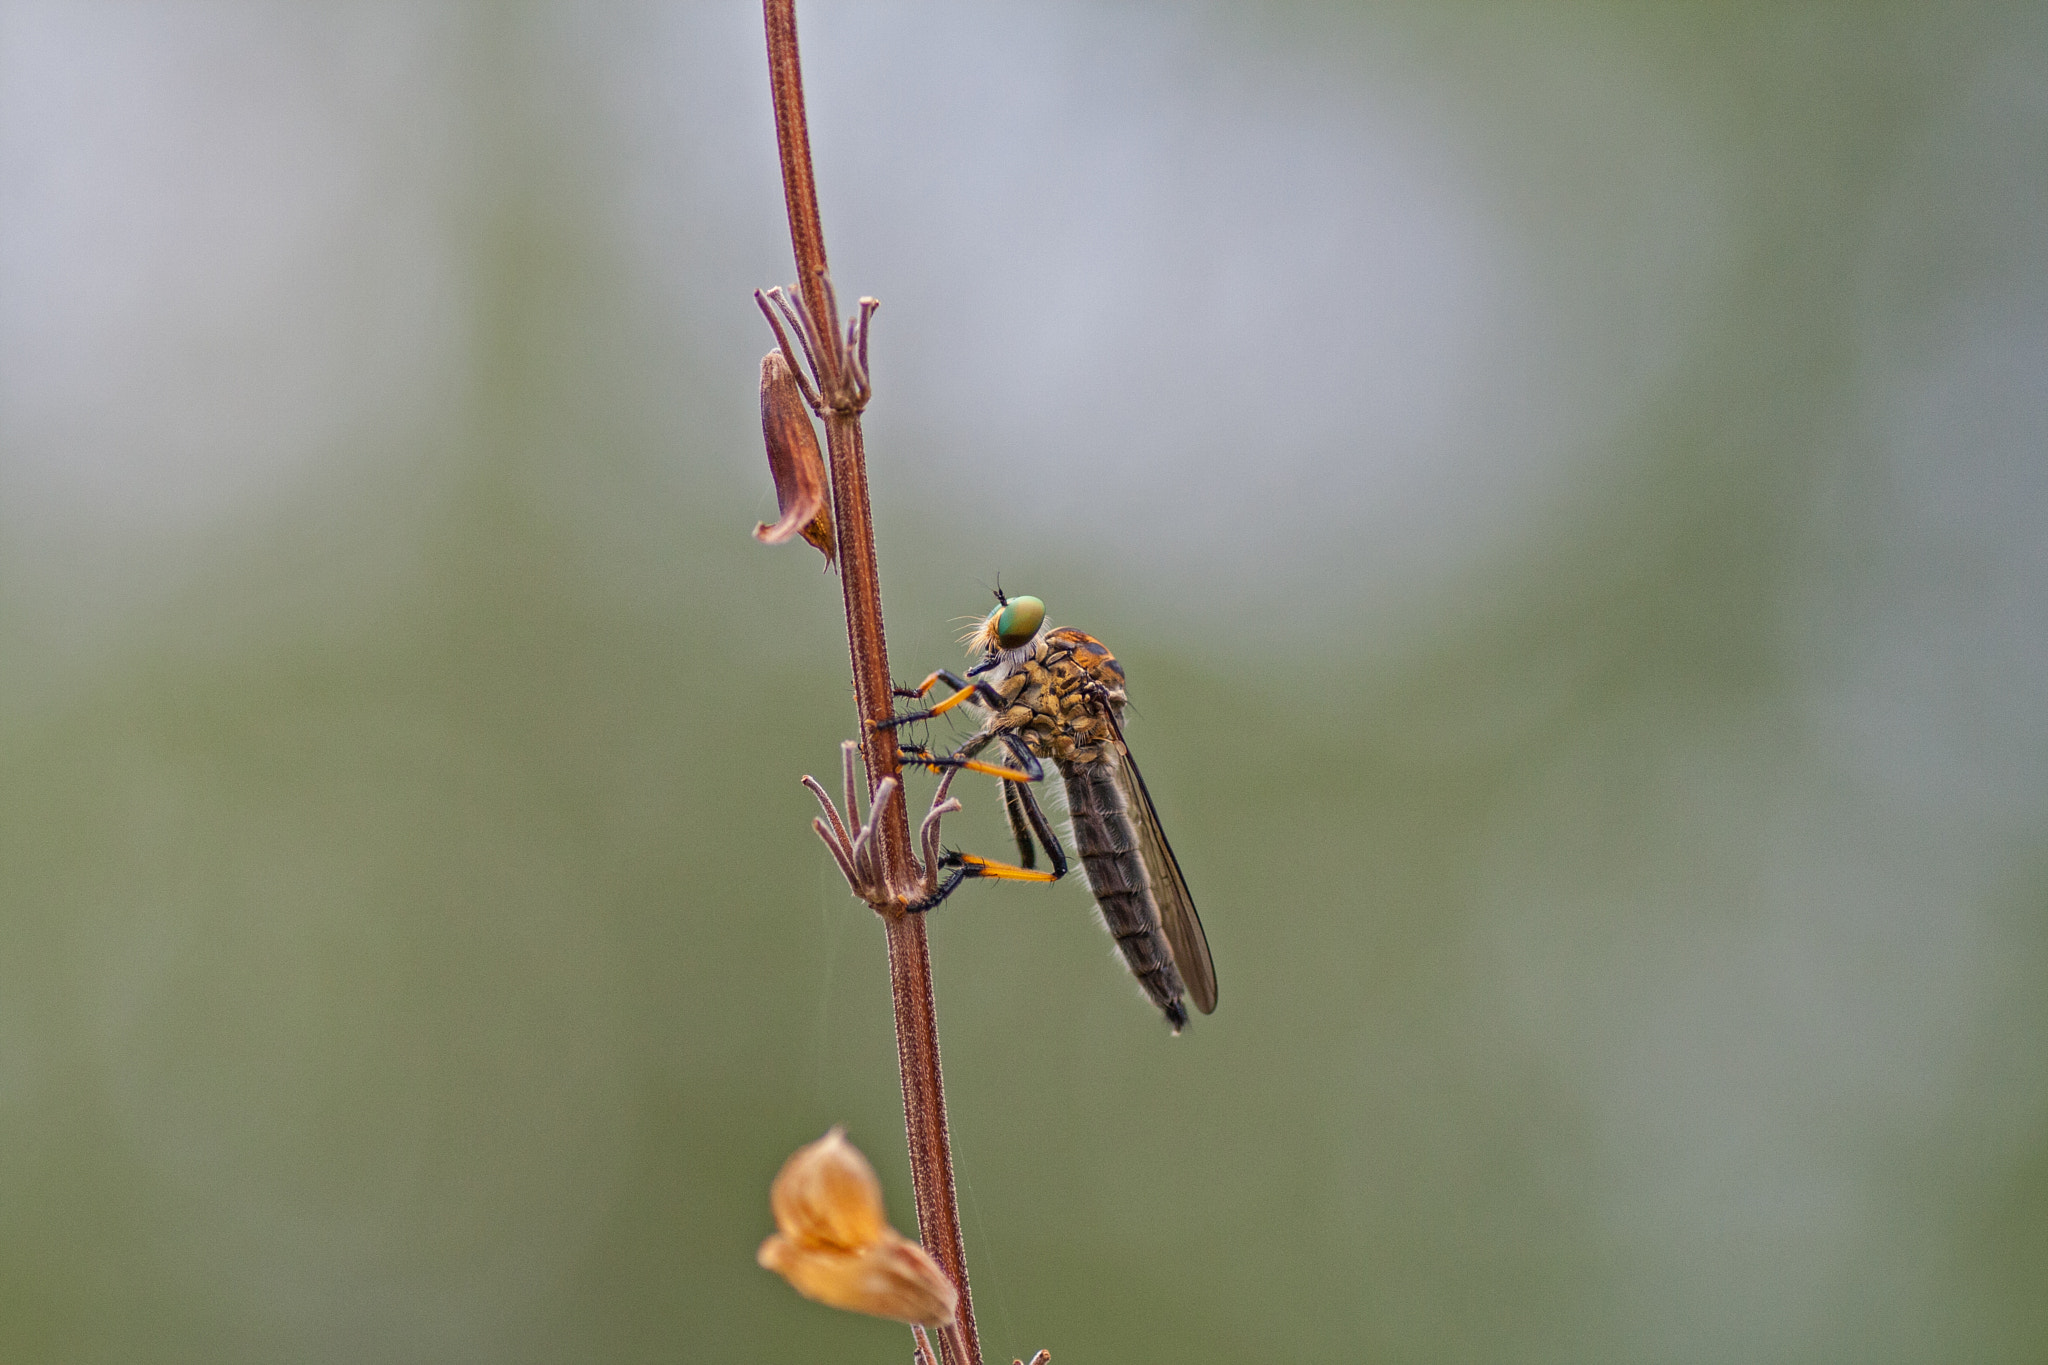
[
  {"xmin": 1006, "ymin": 767, "xmax": 1069, "ymax": 880},
  {"xmin": 896, "ymin": 728, "xmax": 1044, "ymax": 784},
  {"xmin": 891, "ymin": 668, "xmax": 972, "ymax": 700},
  {"xmin": 988, "ymin": 731, "xmax": 1069, "ymax": 879},
  {"xmin": 898, "ymin": 731, "xmax": 1064, "ymax": 913},
  {"xmin": 1001, "ymin": 778, "xmax": 1036, "ymax": 868},
  {"xmin": 879, "ymin": 669, "xmax": 1008, "ymax": 729},
  {"xmin": 905, "ymin": 849, "xmax": 1057, "ymax": 914}
]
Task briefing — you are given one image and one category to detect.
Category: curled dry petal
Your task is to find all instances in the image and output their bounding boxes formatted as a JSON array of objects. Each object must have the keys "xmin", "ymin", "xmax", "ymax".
[
  {"xmin": 758, "ymin": 1127, "xmax": 959, "ymax": 1328},
  {"xmin": 755, "ymin": 350, "xmax": 835, "ymax": 562},
  {"xmin": 768, "ymin": 1126, "xmax": 886, "ymax": 1251},
  {"xmin": 757, "ymin": 1229, "xmax": 959, "ymax": 1329}
]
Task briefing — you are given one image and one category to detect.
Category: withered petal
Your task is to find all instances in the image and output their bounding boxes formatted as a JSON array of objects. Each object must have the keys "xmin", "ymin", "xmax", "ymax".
[
  {"xmin": 758, "ymin": 1230, "xmax": 959, "ymax": 1328},
  {"xmin": 755, "ymin": 350, "xmax": 835, "ymax": 562},
  {"xmin": 768, "ymin": 1126, "xmax": 888, "ymax": 1252}
]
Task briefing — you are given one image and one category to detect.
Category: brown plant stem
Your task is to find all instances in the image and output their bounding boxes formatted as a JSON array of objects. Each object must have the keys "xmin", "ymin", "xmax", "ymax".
[{"xmin": 760, "ymin": 4, "xmax": 981, "ymax": 1363}]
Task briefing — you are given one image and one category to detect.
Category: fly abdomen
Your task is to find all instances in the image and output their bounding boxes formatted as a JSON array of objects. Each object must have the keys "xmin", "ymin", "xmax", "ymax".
[{"xmin": 1062, "ymin": 757, "xmax": 1189, "ymax": 1029}]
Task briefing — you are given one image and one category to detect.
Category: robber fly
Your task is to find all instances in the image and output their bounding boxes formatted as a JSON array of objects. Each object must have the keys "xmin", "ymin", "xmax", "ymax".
[{"xmin": 879, "ymin": 591, "xmax": 1217, "ymax": 1032}]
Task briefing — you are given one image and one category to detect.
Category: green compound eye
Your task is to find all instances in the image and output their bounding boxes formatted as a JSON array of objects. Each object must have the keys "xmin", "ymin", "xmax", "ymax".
[{"xmin": 993, "ymin": 595, "xmax": 1045, "ymax": 649}]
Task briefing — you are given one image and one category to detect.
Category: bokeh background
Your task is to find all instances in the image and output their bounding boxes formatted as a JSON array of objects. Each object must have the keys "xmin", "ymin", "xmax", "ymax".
[{"xmin": 4, "ymin": 3, "xmax": 2046, "ymax": 1361}]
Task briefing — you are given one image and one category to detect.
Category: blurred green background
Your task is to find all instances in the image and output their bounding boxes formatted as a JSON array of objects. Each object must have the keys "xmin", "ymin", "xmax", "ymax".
[{"xmin": 4, "ymin": 3, "xmax": 2046, "ymax": 1361}]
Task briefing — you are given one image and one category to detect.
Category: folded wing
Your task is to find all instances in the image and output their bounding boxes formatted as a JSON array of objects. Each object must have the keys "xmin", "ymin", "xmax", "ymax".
[{"xmin": 1107, "ymin": 721, "xmax": 1218, "ymax": 1015}]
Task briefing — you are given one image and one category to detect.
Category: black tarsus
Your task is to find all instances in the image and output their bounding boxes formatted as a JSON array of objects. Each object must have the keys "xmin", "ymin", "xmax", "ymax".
[{"xmin": 905, "ymin": 850, "xmax": 974, "ymax": 914}]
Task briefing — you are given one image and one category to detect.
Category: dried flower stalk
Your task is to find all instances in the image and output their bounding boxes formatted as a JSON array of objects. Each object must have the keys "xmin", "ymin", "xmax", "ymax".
[{"xmin": 754, "ymin": 2, "xmax": 988, "ymax": 1362}]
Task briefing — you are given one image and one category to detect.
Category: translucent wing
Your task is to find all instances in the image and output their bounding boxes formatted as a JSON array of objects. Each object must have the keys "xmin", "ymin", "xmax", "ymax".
[{"xmin": 1102, "ymin": 710, "xmax": 1218, "ymax": 1015}]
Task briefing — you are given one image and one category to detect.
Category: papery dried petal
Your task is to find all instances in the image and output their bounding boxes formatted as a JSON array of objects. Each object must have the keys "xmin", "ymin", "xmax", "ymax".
[
  {"xmin": 768, "ymin": 1126, "xmax": 887, "ymax": 1252},
  {"xmin": 755, "ymin": 350, "xmax": 835, "ymax": 561},
  {"xmin": 757, "ymin": 1229, "xmax": 959, "ymax": 1328}
]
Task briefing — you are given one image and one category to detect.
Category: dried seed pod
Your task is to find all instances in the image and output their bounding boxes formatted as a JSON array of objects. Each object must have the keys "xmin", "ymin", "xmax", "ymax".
[{"xmin": 754, "ymin": 351, "xmax": 835, "ymax": 562}]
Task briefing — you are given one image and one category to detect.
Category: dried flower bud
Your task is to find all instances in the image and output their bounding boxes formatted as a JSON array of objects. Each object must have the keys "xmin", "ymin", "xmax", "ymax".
[
  {"xmin": 757, "ymin": 1128, "xmax": 959, "ymax": 1328},
  {"xmin": 755, "ymin": 350, "xmax": 835, "ymax": 562}
]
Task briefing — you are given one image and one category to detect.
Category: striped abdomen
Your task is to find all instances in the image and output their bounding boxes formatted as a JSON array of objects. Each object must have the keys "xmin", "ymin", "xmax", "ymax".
[{"xmin": 1062, "ymin": 757, "xmax": 1190, "ymax": 1029}]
